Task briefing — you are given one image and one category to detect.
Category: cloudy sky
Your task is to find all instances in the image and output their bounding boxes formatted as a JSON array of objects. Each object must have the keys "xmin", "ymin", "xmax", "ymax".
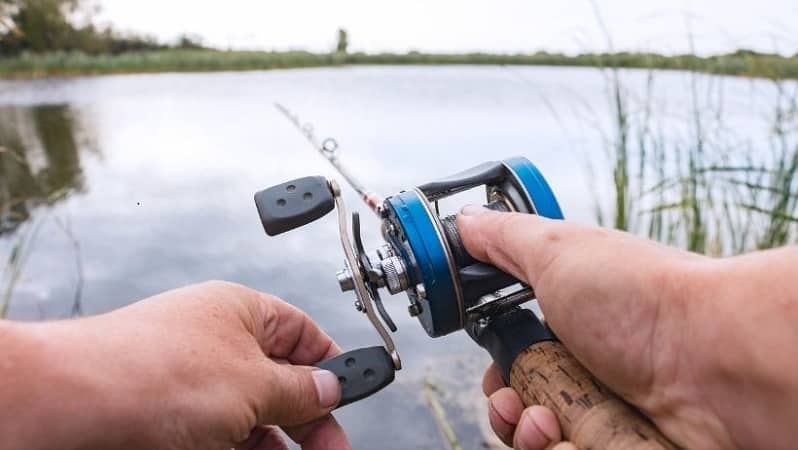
[{"xmin": 95, "ymin": 0, "xmax": 797, "ymax": 56}]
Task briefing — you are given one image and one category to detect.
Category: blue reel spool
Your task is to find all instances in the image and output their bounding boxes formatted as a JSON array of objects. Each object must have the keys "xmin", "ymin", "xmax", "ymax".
[{"xmin": 382, "ymin": 157, "xmax": 564, "ymax": 338}]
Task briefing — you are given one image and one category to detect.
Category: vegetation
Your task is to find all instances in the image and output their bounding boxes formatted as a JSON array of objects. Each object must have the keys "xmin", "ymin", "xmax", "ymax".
[
  {"xmin": 0, "ymin": 48, "xmax": 796, "ymax": 80},
  {"xmin": 0, "ymin": 105, "xmax": 87, "ymax": 317},
  {"xmin": 336, "ymin": 28, "xmax": 348, "ymax": 55},
  {"xmin": 0, "ymin": 0, "xmax": 176, "ymax": 56},
  {"xmin": 0, "ymin": 49, "xmax": 334, "ymax": 77},
  {"xmin": 1, "ymin": 217, "xmax": 42, "ymax": 318},
  {"xmin": 0, "ymin": 0, "xmax": 796, "ymax": 321},
  {"xmin": 576, "ymin": 6, "xmax": 798, "ymax": 254},
  {"xmin": 347, "ymin": 50, "xmax": 798, "ymax": 80},
  {"xmin": 0, "ymin": 0, "xmax": 795, "ymax": 80},
  {"xmin": 587, "ymin": 60, "xmax": 798, "ymax": 254}
]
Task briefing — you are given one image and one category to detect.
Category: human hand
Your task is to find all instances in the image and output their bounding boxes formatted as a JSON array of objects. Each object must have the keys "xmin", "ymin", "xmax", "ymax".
[
  {"xmin": 457, "ymin": 207, "xmax": 742, "ymax": 450},
  {"xmin": 4, "ymin": 281, "xmax": 349, "ymax": 450}
]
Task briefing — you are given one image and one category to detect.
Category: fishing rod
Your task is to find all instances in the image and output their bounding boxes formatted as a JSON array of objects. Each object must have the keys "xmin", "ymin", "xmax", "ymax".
[
  {"xmin": 258, "ymin": 109, "xmax": 676, "ymax": 449},
  {"xmin": 274, "ymin": 103, "xmax": 383, "ymax": 212}
]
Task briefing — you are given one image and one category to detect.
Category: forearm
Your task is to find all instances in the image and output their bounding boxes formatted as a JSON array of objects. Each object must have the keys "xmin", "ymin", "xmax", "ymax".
[
  {"xmin": 0, "ymin": 320, "xmax": 137, "ymax": 450},
  {"xmin": 698, "ymin": 246, "xmax": 798, "ymax": 449}
]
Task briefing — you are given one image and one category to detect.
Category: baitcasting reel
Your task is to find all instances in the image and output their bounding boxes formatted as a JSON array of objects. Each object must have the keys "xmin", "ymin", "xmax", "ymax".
[
  {"xmin": 258, "ymin": 106, "xmax": 677, "ymax": 448},
  {"xmin": 254, "ymin": 157, "xmax": 563, "ymax": 406}
]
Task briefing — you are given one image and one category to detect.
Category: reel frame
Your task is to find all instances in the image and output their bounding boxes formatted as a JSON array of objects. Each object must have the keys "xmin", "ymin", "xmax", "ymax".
[
  {"xmin": 253, "ymin": 156, "xmax": 564, "ymax": 405},
  {"xmin": 379, "ymin": 157, "xmax": 564, "ymax": 338}
]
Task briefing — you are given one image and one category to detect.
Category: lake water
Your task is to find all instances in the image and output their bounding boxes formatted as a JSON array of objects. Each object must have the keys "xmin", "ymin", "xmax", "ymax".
[{"xmin": 0, "ymin": 66, "xmax": 790, "ymax": 448}]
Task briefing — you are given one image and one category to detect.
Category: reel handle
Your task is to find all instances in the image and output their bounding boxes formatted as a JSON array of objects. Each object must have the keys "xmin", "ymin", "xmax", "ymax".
[
  {"xmin": 316, "ymin": 346, "xmax": 396, "ymax": 408},
  {"xmin": 254, "ymin": 176, "xmax": 335, "ymax": 236},
  {"xmin": 471, "ymin": 310, "xmax": 677, "ymax": 450}
]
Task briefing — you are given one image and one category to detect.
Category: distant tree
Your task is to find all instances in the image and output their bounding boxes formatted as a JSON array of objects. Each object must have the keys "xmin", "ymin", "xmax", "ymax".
[
  {"xmin": 8, "ymin": 0, "xmax": 76, "ymax": 51},
  {"xmin": 0, "ymin": 0, "xmax": 164, "ymax": 55},
  {"xmin": 0, "ymin": 0, "xmax": 96, "ymax": 54},
  {"xmin": 177, "ymin": 33, "xmax": 204, "ymax": 50},
  {"xmin": 0, "ymin": 1, "xmax": 16, "ymax": 34},
  {"xmin": 336, "ymin": 28, "xmax": 348, "ymax": 54}
]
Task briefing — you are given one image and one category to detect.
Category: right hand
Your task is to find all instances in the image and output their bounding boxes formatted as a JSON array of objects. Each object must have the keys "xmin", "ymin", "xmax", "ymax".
[{"xmin": 457, "ymin": 206, "xmax": 798, "ymax": 450}]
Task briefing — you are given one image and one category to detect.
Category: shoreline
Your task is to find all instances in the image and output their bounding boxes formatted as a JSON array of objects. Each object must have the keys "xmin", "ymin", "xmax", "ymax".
[{"xmin": 0, "ymin": 49, "xmax": 796, "ymax": 80}]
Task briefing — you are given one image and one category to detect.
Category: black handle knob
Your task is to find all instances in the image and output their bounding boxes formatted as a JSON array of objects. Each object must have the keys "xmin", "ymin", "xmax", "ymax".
[
  {"xmin": 254, "ymin": 176, "xmax": 335, "ymax": 236},
  {"xmin": 317, "ymin": 346, "xmax": 396, "ymax": 408}
]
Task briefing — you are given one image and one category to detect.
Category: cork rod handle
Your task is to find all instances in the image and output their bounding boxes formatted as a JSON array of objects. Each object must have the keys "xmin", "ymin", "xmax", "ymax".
[{"xmin": 509, "ymin": 341, "xmax": 677, "ymax": 450}]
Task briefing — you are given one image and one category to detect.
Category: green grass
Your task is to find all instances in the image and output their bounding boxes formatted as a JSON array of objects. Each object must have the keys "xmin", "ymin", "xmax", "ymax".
[
  {"xmin": 590, "ymin": 63, "xmax": 798, "ymax": 255},
  {"xmin": 0, "ymin": 49, "xmax": 797, "ymax": 79},
  {"xmin": 0, "ymin": 50, "xmax": 336, "ymax": 77},
  {"xmin": 1, "ymin": 217, "xmax": 43, "ymax": 318}
]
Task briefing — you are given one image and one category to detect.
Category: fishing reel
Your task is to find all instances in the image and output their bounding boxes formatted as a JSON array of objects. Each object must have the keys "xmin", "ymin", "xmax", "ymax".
[{"xmin": 254, "ymin": 157, "xmax": 564, "ymax": 406}]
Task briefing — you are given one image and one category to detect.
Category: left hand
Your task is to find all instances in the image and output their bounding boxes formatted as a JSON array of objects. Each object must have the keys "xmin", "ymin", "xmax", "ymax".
[{"xmin": 3, "ymin": 281, "xmax": 350, "ymax": 450}]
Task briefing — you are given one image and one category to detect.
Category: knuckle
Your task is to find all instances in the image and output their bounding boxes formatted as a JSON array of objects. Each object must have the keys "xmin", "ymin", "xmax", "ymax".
[
  {"xmin": 653, "ymin": 257, "xmax": 699, "ymax": 323},
  {"xmin": 540, "ymin": 217, "xmax": 582, "ymax": 247},
  {"xmin": 540, "ymin": 226, "xmax": 563, "ymax": 245},
  {"xmin": 207, "ymin": 280, "xmax": 265, "ymax": 305},
  {"xmin": 274, "ymin": 368, "xmax": 318, "ymax": 423},
  {"xmin": 498, "ymin": 213, "xmax": 542, "ymax": 249},
  {"xmin": 486, "ymin": 212, "xmax": 523, "ymax": 251},
  {"xmin": 488, "ymin": 404, "xmax": 515, "ymax": 447},
  {"xmin": 196, "ymin": 280, "xmax": 271, "ymax": 326},
  {"xmin": 496, "ymin": 211, "xmax": 525, "ymax": 236},
  {"xmin": 200, "ymin": 279, "xmax": 247, "ymax": 295}
]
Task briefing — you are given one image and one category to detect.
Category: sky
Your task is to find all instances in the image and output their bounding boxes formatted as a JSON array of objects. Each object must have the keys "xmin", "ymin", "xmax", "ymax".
[{"xmin": 94, "ymin": 0, "xmax": 798, "ymax": 56}]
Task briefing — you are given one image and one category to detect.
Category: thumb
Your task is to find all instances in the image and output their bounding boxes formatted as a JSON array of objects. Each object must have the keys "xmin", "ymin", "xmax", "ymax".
[
  {"xmin": 258, "ymin": 363, "xmax": 341, "ymax": 426},
  {"xmin": 456, "ymin": 205, "xmax": 568, "ymax": 286}
]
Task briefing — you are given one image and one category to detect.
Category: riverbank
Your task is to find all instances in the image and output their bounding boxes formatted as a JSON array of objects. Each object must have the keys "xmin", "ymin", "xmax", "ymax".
[{"xmin": 1, "ymin": 49, "xmax": 797, "ymax": 79}]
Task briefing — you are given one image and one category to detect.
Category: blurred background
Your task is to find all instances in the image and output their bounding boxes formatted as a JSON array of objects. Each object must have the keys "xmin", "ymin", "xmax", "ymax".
[{"xmin": 1, "ymin": 1, "xmax": 797, "ymax": 448}]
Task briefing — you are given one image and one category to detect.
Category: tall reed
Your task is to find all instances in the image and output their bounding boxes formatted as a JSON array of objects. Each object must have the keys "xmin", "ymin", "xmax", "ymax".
[
  {"xmin": 590, "ymin": 63, "xmax": 798, "ymax": 255},
  {"xmin": 1, "ymin": 219, "xmax": 43, "ymax": 318}
]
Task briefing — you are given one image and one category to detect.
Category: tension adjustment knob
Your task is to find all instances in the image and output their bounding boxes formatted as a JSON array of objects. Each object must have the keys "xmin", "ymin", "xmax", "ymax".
[{"xmin": 381, "ymin": 256, "xmax": 409, "ymax": 294}]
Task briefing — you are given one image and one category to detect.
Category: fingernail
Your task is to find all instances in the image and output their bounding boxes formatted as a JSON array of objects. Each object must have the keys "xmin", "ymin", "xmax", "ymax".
[
  {"xmin": 312, "ymin": 370, "xmax": 340, "ymax": 409},
  {"xmin": 460, "ymin": 204, "xmax": 489, "ymax": 216}
]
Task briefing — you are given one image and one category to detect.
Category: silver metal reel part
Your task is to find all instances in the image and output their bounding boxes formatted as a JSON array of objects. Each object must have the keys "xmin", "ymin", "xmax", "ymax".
[{"xmin": 329, "ymin": 179, "xmax": 402, "ymax": 370}]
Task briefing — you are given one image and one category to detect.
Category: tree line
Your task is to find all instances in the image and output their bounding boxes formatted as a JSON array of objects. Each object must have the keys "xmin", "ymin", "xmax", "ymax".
[{"xmin": 0, "ymin": 0, "xmax": 201, "ymax": 56}]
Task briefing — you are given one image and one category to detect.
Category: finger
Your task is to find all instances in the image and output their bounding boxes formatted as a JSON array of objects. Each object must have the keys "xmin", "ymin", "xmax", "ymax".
[
  {"xmin": 257, "ymin": 363, "xmax": 341, "ymax": 426},
  {"xmin": 457, "ymin": 207, "xmax": 566, "ymax": 286},
  {"xmin": 552, "ymin": 442, "xmax": 579, "ymax": 450},
  {"xmin": 482, "ymin": 362, "xmax": 506, "ymax": 396},
  {"xmin": 284, "ymin": 415, "xmax": 353, "ymax": 450},
  {"xmin": 488, "ymin": 387, "xmax": 524, "ymax": 447},
  {"xmin": 457, "ymin": 206, "xmax": 698, "ymax": 288},
  {"xmin": 514, "ymin": 405, "xmax": 562, "ymax": 450},
  {"xmin": 259, "ymin": 295, "xmax": 342, "ymax": 364},
  {"xmin": 236, "ymin": 425, "xmax": 289, "ymax": 450}
]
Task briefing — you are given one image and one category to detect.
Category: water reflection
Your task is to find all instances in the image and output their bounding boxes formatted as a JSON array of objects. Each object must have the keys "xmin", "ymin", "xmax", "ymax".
[
  {"xmin": 0, "ymin": 68, "xmax": 788, "ymax": 449},
  {"xmin": 0, "ymin": 105, "xmax": 89, "ymax": 235},
  {"xmin": 0, "ymin": 72, "xmax": 507, "ymax": 448},
  {"xmin": 0, "ymin": 105, "xmax": 93, "ymax": 319}
]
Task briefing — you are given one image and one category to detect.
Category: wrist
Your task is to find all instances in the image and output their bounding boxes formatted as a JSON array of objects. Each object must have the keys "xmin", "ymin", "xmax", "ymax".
[
  {"xmin": 644, "ymin": 256, "xmax": 743, "ymax": 449},
  {"xmin": 0, "ymin": 319, "xmax": 142, "ymax": 450},
  {"xmin": 0, "ymin": 321, "xmax": 79, "ymax": 449},
  {"xmin": 698, "ymin": 251, "xmax": 798, "ymax": 449}
]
